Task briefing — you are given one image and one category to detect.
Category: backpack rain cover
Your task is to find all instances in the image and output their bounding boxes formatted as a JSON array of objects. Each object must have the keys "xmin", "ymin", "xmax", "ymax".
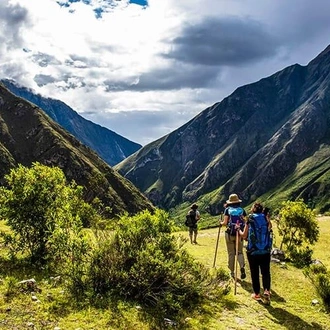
[
  {"xmin": 247, "ymin": 213, "xmax": 272, "ymax": 255},
  {"xmin": 227, "ymin": 206, "xmax": 245, "ymax": 236}
]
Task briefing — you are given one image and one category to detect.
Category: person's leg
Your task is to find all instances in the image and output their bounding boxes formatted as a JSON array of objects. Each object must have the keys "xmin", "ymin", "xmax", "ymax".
[
  {"xmin": 189, "ymin": 227, "xmax": 193, "ymax": 244},
  {"xmin": 236, "ymin": 238, "xmax": 246, "ymax": 279},
  {"xmin": 260, "ymin": 253, "xmax": 271, "ymax": 292},
  {"xmin": 247, "ymin": 253, "xmax": 261, "ymax": 295},
  {"xmin": 193, "ymin": 226, "xmax": 198, "ymax": 243},
  {"xmin": 225, "ymin": 233, "xmax": 236, "ymax": 277}
]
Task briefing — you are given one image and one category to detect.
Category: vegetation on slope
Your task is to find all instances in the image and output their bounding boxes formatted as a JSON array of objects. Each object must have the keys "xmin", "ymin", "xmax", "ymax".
[
  {"xmin": 0, "ymin": 217, "xmax": 329, "ymax": 329},
  {"xmin": 0, "ymin": 84, "xmax": 154, "ymax": 217},
  {"xmin": 0, "ymin": 164, "xmax": 329, "ymax": 329}
]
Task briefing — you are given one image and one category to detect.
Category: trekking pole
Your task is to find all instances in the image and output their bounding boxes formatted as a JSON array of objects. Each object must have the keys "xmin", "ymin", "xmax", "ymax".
[
  {"xmin": 212, "ymin": 212, "xmax": 223, "ymax": 268},
  {"xmin": 234, "ymin": 220, "xmax": 239, "ymax": 295}
]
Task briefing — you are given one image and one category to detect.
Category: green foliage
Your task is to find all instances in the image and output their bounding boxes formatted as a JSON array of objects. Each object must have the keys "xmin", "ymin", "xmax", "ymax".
[
  {"xmin": 288, "ymin": 246, "xmax": 313, "ymax": 268},
  {"xmin": 316, "ymin": 273, "xmax": 330, "ymax": 311},
  {"xmin": 87, "ymin": 209, "xmax": 225, "ymax": 316},
  {"xmin": 304, "ymin": 263, "xmax": 330, "ymax": 311},
  {"xmin": 3, "ymin": 276, "xmax": 18, "ymax": 299},
  {"xmin": 276, "ymin": 200, "xmax": 319, "ymax": 265},
  {"xmin": 0, "ymin": 218, "xmax": 330, "ymax": 328},
  {"xmin": 48, "ymin": 211, "xmax": 91, "ymax": 298},
  {"xmin": 0, "ymin": 162, "xmax": 92, "ymax": 264}
]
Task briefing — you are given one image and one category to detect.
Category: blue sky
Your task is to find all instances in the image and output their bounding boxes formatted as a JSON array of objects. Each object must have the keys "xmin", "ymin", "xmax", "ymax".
[
  {"xmin": 129, "ymin": 0, "xmax": 148, "ymax": 6},
  {"xmin": 0, "ymin": 0, "xmax": 330, "ymax": 145}
]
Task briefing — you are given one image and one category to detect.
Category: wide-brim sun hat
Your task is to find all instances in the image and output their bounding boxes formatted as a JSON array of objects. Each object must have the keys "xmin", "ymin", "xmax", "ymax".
[{"xmin": 226, "ymin": 193, "xmax": 242, "ymax": 204}]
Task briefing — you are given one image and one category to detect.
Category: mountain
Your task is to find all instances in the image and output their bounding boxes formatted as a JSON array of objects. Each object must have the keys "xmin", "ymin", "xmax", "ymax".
[
  {"xmin": 0, "ymin": 83, "xmax": 154, "ymax": 217},
  {"xmin": 115, "ymin": 45, "xmax": 330, "ymax": 214},
  {"xmin": 1, "ymin": 79, "xmax": 141, "ymax": 166}
]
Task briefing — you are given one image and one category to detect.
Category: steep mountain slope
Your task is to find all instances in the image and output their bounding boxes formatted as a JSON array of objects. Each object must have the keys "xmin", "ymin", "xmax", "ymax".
[
  {"xmin": 115, "ymin": 45, "xmax": 330, "ymax": 214},
  {"xmin": 0, "ymin": 83, "xmax": 154, "ymax": 217},
  {"xmin": 1, "ymin": 79, "xmax": 141, "ymax": 166}
]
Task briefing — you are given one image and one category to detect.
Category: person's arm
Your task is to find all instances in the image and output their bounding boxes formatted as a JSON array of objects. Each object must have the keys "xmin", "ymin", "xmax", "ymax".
[
  {"xmin": 266, "ymin": 214, "xmax": 272, "ymax": 230},
  {"xmin": 196, "ymin": 210, "xmax": 200, "ymax": 221},
  {"xmin": 239, "ymin": 222, "xmax": 248, "ymax": 239},
  {"xmin": 220, "ymin": 214, "xmax": 229, "ymax": 226},
  {"xmin": 237, "ymin": 211, "xmax": 248, "ymax": 238}
]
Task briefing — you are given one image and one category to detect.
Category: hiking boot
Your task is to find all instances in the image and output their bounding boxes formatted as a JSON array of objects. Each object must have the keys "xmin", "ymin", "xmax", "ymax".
[
  {"xmin": 264, "ymin": 290, "xmax": 271, "ymax": 298},
  {"xmin": 251, "ymin": 293, "xmax": 261, "ymax": 301},
  {"xmin": 240, "ymin": 267, "xmax": 246, "ymax": 279},
  {"xmin": 263, "ymin": 290, "xmax": 271, "ymax": 305}
]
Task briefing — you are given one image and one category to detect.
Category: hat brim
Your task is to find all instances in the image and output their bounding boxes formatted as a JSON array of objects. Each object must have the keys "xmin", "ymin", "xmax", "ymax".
[{"xmin": 226, "ymin": 199, "xmax": 242, "ymax": 204}]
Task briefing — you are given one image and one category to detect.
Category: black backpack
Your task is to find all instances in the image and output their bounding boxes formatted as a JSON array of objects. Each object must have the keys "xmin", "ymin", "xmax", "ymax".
[{"xmin": 185, "ymin": 210, "xmax": 197, "ymax": 227}]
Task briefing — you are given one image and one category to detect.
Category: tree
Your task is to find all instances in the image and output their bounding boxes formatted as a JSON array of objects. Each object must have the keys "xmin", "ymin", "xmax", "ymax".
[
  {"xmin": 276, "ymin": 200, "xmax": 319, "ymax": 266},
  {"xmin": 0, "ymin": 162, "xmax": 90, "ymax": 264}
]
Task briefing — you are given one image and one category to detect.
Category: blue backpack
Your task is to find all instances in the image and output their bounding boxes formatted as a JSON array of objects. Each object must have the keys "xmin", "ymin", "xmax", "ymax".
[
  {"xmin": 247, "ymin": 213, "xmax": 272, "ymax": 255},
  {"xmin": 227, "ymin": 206, "xmax": 245, "ymax": 236}
]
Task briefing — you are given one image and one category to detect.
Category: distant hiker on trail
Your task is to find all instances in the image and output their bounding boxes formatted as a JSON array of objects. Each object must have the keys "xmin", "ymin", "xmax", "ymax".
[
  {"xmin": 220, "ymin": 193, "xmax": 247, "ymax": 279},
  {"xmin": 186, "ymin": 203, "xmax": 200, "ymax": 244},
  {"xmin": 237, "ymin": 202, "xmax": 272, "ymax": 303}
]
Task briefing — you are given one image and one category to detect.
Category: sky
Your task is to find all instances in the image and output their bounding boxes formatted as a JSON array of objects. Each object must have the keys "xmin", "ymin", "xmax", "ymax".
[{"xmin": 1, "ymin": 0, "xmax": 330, "ymax": 146}]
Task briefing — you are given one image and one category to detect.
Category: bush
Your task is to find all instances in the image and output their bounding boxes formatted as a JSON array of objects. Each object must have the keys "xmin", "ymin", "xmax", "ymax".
[
  {"xmin": 304, "ymin": 264, "xmax": 330, "ymax": 311},
  {"xmin": 0, "ymin": 162, "xmax": 93, "ymax": 265},
  {"xmin": 87, "ymin": 209, "xmax": 225, "ymax": 315},
  {"xmin": 288, "ymin": 246, "xmax": 313, "ymax": 268},
  {"xmin": 276, "ymin": 200, "xmax": 319, "ymax": 265}
]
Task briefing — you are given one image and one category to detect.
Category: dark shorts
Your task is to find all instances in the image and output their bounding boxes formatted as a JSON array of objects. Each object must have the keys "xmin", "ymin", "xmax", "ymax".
[{"xmin": 189, "ymin": 225, "xmax": 197, "ymax": 234}]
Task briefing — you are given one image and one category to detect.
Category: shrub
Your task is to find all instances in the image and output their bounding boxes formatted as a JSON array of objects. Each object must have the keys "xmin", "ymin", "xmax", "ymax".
[
  {"xmin": 3, "ymin": 276, "xmax": 19, "ymax": 300},
  {"xmin": 276, "ymin": 200, "xmax": 319, "ymax": 265},
  {"xmin": 304, "ymin": 264, "xmax": 330, "ymax": 311},
  {"xmin": 0, "ymin": 162, "xmax": 93, "ymax": 265},
  {"xmin": 288, "ymin": 246, "xmax": 313, "ymax": 268},
  {"xmin": 87, "ymin": 209, "xmax": 225, "ymax": 315}
]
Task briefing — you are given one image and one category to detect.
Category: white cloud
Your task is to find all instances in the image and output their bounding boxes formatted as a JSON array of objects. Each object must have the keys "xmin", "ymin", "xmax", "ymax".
[{"xmin": 1, "ymin": 0, "xmax": 330, "ymax": 145}]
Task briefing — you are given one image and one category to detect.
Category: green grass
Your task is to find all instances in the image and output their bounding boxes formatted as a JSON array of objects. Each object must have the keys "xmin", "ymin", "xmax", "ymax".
[
  {"xmin": 182, "ymin": 217, "xmax": 330, "ymax": 329},
  {"xmin": 0, "ymin": 219, "xmax": 329, "ymax": 329}
]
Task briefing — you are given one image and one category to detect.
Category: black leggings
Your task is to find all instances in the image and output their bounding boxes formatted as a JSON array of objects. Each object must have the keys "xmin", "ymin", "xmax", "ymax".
[{"xmin": 247, "ymin": 253, "xmax": 271, "ymax": 294}]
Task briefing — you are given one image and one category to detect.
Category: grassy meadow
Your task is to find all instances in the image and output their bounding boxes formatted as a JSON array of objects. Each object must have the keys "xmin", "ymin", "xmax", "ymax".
[
  {"xmin": 0, "ymin": 217, "xmax": 329, "ymax": 329},
  {"xmin": 182, "ymin": 215, "xmax": 330, "ymax": 329}
]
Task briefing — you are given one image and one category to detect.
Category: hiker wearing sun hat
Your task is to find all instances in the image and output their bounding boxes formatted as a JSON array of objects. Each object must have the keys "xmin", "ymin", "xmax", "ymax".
[{"xmin": 220, "ymin": 193, "xmax": 247, "ymax": 280}]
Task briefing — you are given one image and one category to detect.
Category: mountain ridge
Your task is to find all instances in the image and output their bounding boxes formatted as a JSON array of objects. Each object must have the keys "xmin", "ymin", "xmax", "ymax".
[
  {"xmin": 115, "ymin": 44, "xmax": 330, "ymax": 214},
  {"xmin": 0, "ymin": 83, "xmax": 154, "ymax": 217},
  {"xmin": 1, "ymin": 79, "xmax": 141, "ymax": 166}
]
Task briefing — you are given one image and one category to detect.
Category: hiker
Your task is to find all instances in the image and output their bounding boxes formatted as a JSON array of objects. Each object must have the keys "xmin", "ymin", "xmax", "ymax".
[
  {"xmin": 238, "ymin": 202, "xmax": 272, "ymax": 301},
  {"xmin": 220, "ymin": 193, "xmax": 247, "ymax": 279},
  {"xmin": 186, "ymin": 203, "xmax": 200, "ymax": 244}
]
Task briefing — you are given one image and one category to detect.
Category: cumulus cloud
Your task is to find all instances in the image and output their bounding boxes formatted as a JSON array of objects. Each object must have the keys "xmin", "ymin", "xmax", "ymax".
[
  {"xmin": 0, "ymin": 0, "xmax": 329, "ymax": 145},
  {"xmin": 103, "ymin": 63, "xmax": 219, "ymax": 91},
  {"xmin": 163, "ymin": 16, "xmax": 279, "ymax": 66},
  {"xmin": 0, "ymin": 2, "xmax": 30, "ymax": 49}
]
